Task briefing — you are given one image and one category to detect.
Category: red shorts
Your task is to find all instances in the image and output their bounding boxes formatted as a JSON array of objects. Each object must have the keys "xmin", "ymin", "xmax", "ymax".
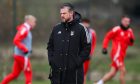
[{"xmin": 111, "ymin": 54, "xmax": 125, "ymax": 70}]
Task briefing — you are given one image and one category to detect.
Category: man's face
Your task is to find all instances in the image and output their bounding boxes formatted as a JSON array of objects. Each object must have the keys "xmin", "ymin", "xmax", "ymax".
[
  {"xmin": 60, "ymin": 7, "xmax": 73, "ymax": 22},
  {"xmin": 28, "ymin": 18, "xmax": 36, "ymax": 29},
  {"xmin": 121, "ymin": 17, "xmax": 130, "ymax": 27}
]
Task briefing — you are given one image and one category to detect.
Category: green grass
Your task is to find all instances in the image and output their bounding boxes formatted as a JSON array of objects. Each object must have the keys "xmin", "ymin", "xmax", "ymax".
[
  {"xmin": 0, "ymin": 44, "xmax": 140, "ymax": 84},
  {"xmin": 9, "ymin": 80, "xmax": 140, "ymax": 84},
  {"xmin": 10, "ymin": 80, "xmax": 50, "ymax": 84}
]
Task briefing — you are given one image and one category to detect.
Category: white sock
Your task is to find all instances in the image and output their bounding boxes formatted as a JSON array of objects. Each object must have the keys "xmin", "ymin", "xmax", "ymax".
[{"xmin": 97, "ymin": 79, "xmax": 104, "ymax": 84}]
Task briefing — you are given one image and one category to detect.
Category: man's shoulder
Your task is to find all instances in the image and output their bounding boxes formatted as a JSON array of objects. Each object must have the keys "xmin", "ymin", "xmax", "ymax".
[
  {"xmin": 78, "ymin": 23, "xmax": 85, "ymax": 28},
  {"xmin": 76, "ymin": 23, "xmax": 86, "ymax": 32},
  {"xmin": 112, "ymin": 26, "xmax": 121, "ymax": 32},
  {"xmin": 17, "ymin": 25, "xmax": 29, "ymax": 34},
  {"xmin": 52, "ymin": 23, "xmax": 62, "ymax": 30},
  {"xmin": 54, "ymin": 23, "xmax": 62, "ymax": 27},
  {"xmin": 55, "ymin": 22, "xmax": 62, "ymax": 26},
  {"xmin": 128, "ymin": 28, "xmax": 133, "ymax": 32}
]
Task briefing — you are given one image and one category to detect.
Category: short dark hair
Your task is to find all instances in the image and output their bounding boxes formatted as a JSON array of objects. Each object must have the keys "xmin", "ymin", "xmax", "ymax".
[
  {"xmin": 121, "ymin": 15, "xmax": 130, "ymax": 19},
  {"xmin": 81, "ymin": 18, "xmax": 90, "ymax": 23},
  {"xmin": 60, "ymin": 3, "xmax": 74, "ymax": 11}
]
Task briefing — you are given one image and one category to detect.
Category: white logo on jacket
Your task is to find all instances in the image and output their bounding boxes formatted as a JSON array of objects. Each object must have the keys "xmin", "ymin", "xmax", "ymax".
[
  {"xmin": 121, "ymin": 32, "xmax": 124, "ymax": 36},
  {"xmin": 58, "ymin": 31, "xmax": 62, "ymax": 34}
]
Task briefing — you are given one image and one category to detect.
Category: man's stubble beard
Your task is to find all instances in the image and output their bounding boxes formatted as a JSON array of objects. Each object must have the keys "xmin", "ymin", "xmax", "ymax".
[{"xmin": 62, "ymin": 17, "xmax": 73, "ymax": 23}]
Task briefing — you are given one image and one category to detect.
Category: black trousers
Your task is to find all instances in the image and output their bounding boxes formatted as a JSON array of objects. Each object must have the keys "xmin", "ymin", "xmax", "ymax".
[{"xmin": 49, "ymin": 66, "xmax": 84, "ymax": 84}]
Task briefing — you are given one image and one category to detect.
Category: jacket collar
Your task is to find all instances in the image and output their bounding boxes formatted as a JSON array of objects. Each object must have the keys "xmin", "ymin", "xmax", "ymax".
[
  {"xmin": 120, "ymin": 24, "xmax": 130, "ymax": 31},
  {"xmin": 24, "ymin": 22, "xmax": 31, "ymax": 31}
]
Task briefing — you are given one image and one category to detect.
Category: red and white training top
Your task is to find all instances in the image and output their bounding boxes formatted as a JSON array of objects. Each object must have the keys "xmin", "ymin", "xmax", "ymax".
[
  {"xmin": 103, "ymin": 26, "xmax": 135, "ymax": 57},
  {"xmin": 89, "ymin": 29, "xmax": 96, "ymax": 56},
  {"xmin": 14, "ymin": 23, "xmax": 32, "ymax": 57}
]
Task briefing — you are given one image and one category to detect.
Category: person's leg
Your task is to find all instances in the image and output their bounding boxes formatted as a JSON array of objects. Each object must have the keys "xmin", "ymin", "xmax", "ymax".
[
  {"xmin": 119, "ymin": 66, "xmax": 126, "ymax": 84},
  {"xmin": 64, "ymin": 66, "xmax": 84, "ymax": 84},
  {"xmin": 64, "ymin": 69, "xmax": 77, "ymax": 84},
  {"xmin": 83, "ymin": 60, "xmax": 90, "ymax": 84},
  {"xmin": 118, "ymin": 59, "xmax": 126, "ymax": 84},
  {"xmin": 96, "ymin": 67, "xmax": 117, "ymax": 84},
  {"xmin": 77, "ymin": 66, "xmax": 84, "ymax": 84},
  {"xmin": 102, "ymin": 67, "xmax": 117, "ymax": 82},
  {"xmin": 24, "ymin": 58, "xmax": 32, "ymax": 84},
  {"xmin": 1, "ymin": 56, "xmax": 22, "ymax": 84},
  {"xmin": 51, "ymin": 71, "xmax": 61, "ymax": 84}
]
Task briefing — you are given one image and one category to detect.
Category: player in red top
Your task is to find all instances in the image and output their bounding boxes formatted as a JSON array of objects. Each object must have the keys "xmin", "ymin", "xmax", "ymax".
[
  {"xmin": 1, "ymin": 15, "xmax": 36, "ymax": 84},
  {"xmin": 95, "ymin": 16, "xmax": 135, "ymax": 84},
  {"xmin": 81, "ymin": 18, "xmax": 96, "ymax": 84}
]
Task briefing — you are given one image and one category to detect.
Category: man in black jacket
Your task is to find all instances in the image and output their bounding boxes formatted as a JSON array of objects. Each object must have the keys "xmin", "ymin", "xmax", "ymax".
[{"xmin": 47, "ymin": 3, "xmax": 91, "ymax": 84}]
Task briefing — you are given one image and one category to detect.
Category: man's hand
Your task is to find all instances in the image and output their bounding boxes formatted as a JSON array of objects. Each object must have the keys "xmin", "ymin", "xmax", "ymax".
[
  {"xmin": 130, "ymin": 38, "xmax": 134, "ymax": 43},
  {"xmin": 102, "ymin": 48, "xmax": 108, "ymax": 55},
  {"xmin": 24, "ymin": 51, "xmax": 29, "ymax": 55}
]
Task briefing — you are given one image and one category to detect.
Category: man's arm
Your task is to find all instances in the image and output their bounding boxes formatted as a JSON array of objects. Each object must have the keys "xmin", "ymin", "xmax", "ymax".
[
  {"xmin": 128, "ymin": 29, "xmax": 135, "ymax": 46},
  {"xmin": 47, "ymin": 28, "xmax": 54, "ymax": 65},
  {"xmin": 13, "ymin": 27, "xmax": 28, "ymax": 53},
  {"xmin": 79, "ymin": 27, "xmax": 91, "ymax": 64},
  {"xmin": 90, "ymin": 30, "xmax": 96, "ymax": 56},
  {"xmin": 102, "ymin": 27, "xmax": 118, "ymax": 54}
]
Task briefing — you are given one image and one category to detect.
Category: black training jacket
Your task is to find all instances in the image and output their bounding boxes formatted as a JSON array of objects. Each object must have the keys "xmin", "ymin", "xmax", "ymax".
[{"xmin": 47, "ymin": 15, "xmax": 91, "ymax": 70}]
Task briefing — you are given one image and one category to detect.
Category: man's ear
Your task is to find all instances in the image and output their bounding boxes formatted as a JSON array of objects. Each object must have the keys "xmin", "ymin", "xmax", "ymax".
[{"xmin": 70, "ymin": 11, "xmax": 74, "ymax": 16}]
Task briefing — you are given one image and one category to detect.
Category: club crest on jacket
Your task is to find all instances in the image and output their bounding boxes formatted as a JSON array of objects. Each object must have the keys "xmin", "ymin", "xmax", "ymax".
[{"xmin": 70, "ymin": 31, "xmax": 74, "ymax": 36}]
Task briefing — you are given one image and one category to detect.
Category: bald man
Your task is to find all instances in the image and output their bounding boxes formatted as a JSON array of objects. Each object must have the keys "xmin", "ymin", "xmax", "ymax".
[{"xmin": 1, "ymin": 15, "xmax": 36, "ymax": 84}]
